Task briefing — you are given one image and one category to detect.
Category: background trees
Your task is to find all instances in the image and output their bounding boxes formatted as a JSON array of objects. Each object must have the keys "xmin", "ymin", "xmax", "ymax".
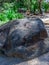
[
  {"xmin": 0, "ymin": 0, "xmax": 49, "ymax": 25},
  {"xmin": 0, "ymin": 0, "xmax": 49, "ymax": 14}
]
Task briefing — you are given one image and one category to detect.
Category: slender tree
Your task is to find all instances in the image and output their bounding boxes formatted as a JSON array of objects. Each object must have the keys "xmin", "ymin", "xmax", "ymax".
[
  {"xmin": 38, "ymin": 0, "xmax": 43, "ymax": 14},
  {"xmin": 24, "ymin": 0, "xmax": 31, "ymax": 15}
]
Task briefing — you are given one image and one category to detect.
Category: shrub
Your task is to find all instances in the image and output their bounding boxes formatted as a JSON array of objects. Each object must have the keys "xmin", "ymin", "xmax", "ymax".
[
  {"xmin": 0, "ymin": 2, "xmax": 24, "ymax": 26},
  {"xmin": 42, "ymin": 2, "xmax": 49, "ymax": 12}
]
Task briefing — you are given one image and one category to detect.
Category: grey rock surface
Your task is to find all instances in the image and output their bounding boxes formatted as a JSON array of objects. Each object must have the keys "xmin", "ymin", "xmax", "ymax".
[
  {"xmin": 0, "ymin": 52, "xmax": 49, "ymax": 65},
  {"xmin": 0, "ymin": 18, "xmax": 48, "ymax": 60},
  {"xmin": 0, "ymin": 18, "xmax": 49, "ymax": 65}
]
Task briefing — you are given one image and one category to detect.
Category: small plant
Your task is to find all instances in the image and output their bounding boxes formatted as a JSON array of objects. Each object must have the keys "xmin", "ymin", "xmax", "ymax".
[
  {"xmin": 42, "ymin": 1, "xmax": 49, "ymax": 12},
  {"xmin": 0, "ymin": 3, "xmax": 24, "ymax": 26},
  {"xmin": 30, "ymin": 0, "xmax": 38, "ymax": 14}
]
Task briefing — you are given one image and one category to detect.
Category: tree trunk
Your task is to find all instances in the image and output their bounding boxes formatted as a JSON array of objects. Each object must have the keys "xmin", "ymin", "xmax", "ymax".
[
  {"xmin": 26, "ymin": 0, "xmax": 31, "ymax": 15},
  {"xmin": 38, "ymin": 0, "xmax": 42, "ymax": 14}
]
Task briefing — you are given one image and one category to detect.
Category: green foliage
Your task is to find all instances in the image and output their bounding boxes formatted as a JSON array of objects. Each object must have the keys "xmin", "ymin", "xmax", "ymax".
[
  {"xmin": 0, "ymin": 13, "xmax": 8, "ymax": 21},
  {"xmin": 3, "ymin": 9, "xmax": 17, "ymax": 20},
  {"xmin": 19, "ymin": 0, "xmax": 39, "ymax": 14},
  {"xmin": 15, "ymin": 0, "xmax": 25, "ymax": 8},
  {"xmin": 31, "ymin": 0, "xmax": 49, "ymax": 13},
  {"xmin": 0, "ymin": 2, "xmax": 24, "ymax": 26},
  {"xmin": 3, "ymin": 2, "xmax": 18, "ymax": 12},
  {"xmin": 42, "ymin": 1, "xmax": 49, "ymax": 12},
  {"xmin": 19, "ymin": 0, "xmax": 49, "ymax": 14},
  {"xmin": 30, "ymin": 0, "xmax": 38, "ymax": 13},
  {"xmin": 0, "ymin": 0, "xmax": 49, "ymax": 26}
]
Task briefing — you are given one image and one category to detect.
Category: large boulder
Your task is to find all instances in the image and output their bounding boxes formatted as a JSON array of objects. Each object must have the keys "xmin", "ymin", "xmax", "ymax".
[{"xmin": 0, "ymin": 18, "xmax": 48, "ymax": 60}]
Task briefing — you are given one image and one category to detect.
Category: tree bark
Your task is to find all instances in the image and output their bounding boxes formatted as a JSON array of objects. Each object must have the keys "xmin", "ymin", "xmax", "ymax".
[{"xmin": 38, "ymin": 0, "xmax": 43, "ymax": 14}]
